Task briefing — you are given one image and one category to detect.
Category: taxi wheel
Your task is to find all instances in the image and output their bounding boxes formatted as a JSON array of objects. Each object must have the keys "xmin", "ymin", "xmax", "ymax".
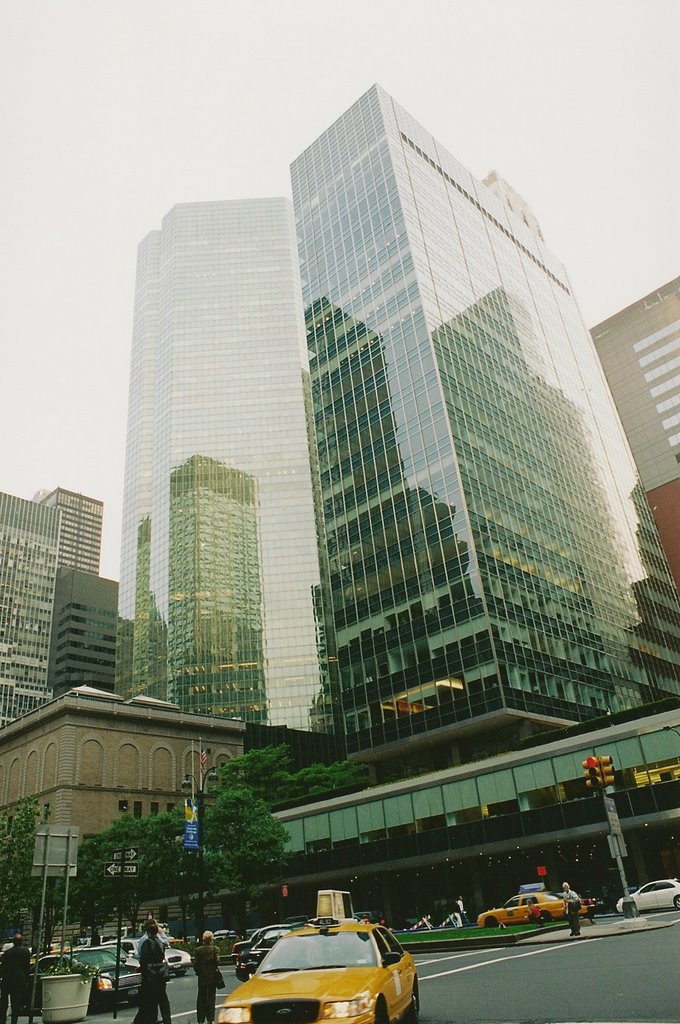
[
  {"xmin": 483, "ymin": 916, "xmax": 498, "ymax": 928},
  {"xmin": 374, "ymin": 997, "xmax": 389, "ymax": 1024},
  {"xmin": 540, "ymin": 911, "xmax": 551, "ymax": 923},
  {"xmin": 404, "ymin": 984, "xmax": 419, "ymax": 1023}
]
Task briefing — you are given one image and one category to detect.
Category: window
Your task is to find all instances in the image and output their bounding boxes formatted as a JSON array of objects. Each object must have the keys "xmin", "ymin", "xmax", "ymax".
[
  {"xmin": 118, "ymin": 800, "xmax": 128, "ymax": 812},
  {"xmin": 150, "ymin": 802, "xmax": 159, "ymax": 815},
  {"xmin": 133, "ymin": 801, "xmax": 142, "ymax": 818}
]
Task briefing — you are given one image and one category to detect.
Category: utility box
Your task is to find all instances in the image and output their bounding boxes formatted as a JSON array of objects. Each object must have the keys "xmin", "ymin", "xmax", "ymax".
[{"xmin": 316, "ymin": 890, "xmax": 354, "ymax": 921}]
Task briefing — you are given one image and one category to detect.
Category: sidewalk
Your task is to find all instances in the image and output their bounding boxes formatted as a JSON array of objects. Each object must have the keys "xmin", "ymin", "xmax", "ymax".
[{"xmin": 517, "ymin": 914, "xmax": 674, "ymax": 944}]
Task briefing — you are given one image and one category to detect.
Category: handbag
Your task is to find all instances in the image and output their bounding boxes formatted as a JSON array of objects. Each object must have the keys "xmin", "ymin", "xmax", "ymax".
[
  {"xmin": 148, "ymin": 960, "xmax": 171, "ymax": 982},
  {"xmin": 214, "ymin": 967, "xmax": 225, "ymax": 990}
]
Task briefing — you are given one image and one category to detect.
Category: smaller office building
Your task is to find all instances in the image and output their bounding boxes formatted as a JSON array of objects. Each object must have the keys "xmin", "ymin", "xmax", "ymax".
[
  {"xmin": 274, "ymin": 706, "xmax": 680, "ymax": 927},
  {"xmin": 0, "ymin": 687, "xmax": 245, "ymax": 838},
  {"xmin": 48, "ymin": 569, "xmax": 119, "ymax": 697}
]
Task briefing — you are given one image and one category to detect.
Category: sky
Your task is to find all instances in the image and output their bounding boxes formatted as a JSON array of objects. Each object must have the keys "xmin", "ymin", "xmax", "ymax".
[{"xmin": 1, "ymin": 0, "xmax": 678, "ymax": 581}]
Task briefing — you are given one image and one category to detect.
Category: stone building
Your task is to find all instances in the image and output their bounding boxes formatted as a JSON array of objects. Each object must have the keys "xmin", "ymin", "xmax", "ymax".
[{"xmin": 0, "ymin": 686, "xmax": 245, "ymax": 838}]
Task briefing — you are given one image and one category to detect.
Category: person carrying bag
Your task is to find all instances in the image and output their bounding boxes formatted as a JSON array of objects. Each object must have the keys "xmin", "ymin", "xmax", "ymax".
[
  {"xmin": 138, "ymin": 920, "xmax": 172, "ymax": 1024},
  {"xmin": 192, "ymin": 930, "xmax": 223, "ymax": 1024}
]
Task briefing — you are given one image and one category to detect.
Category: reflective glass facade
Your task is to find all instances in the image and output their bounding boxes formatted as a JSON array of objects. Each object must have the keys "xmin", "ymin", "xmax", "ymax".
[
  {"xmin": 291, "ymin": 86, "xmax": 680, "ymax": 767},
  {"xmin": 117, "ymin": 199, "xmax": 332, "ymax": 730},
  {"xmin": 0, "ymin": 491, "xmax": 59, "ymax": 725}
]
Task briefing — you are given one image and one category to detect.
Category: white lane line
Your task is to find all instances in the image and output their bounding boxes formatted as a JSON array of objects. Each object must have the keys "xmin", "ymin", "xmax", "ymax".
[
  {"xmin": 413, "ymin": 948, "xmax": 495, "ymax": 966},
  {"xmin": 418, "ymin": 939, "xmax": 599, "ymax": 981}
]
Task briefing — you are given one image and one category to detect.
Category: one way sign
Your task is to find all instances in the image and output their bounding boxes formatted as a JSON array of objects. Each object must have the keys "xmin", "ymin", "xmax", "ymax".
[{"xmin": 105, "ymin": 861, "xmax": 139, "ymax": 877}]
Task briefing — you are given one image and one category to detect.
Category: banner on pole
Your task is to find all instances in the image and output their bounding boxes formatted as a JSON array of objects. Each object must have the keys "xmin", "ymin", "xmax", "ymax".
[{"xmin": 183, "ymin": 798, "xmax": 199, "ymax": 849}]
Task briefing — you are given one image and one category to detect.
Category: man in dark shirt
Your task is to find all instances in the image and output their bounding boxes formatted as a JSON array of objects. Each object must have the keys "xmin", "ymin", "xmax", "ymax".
[{"xmin": 0, "ymin": 933, "xmax": 31, "ymax": 1024}]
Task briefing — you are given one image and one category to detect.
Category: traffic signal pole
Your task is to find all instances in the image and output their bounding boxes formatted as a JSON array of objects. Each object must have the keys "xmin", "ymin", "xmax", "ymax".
[{"xmin": 582, "ymin": 753, "xmax": 639, "ymax": 920}]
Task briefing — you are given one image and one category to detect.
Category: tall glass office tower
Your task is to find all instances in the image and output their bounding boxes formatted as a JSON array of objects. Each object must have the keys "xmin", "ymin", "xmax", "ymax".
[
  {"xmin": 291, "ymin": 86, "xmax": 680, "ymax": 771},
  {"xmin": 117, "ymin": 199, "xmax": 332, "ymax": 730}
]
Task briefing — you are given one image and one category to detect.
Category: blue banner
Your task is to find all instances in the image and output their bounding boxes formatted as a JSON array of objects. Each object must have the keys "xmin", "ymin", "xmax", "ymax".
[{"xmin": 183, "ymin": 820, "xmax": 199, "ymax": 850}]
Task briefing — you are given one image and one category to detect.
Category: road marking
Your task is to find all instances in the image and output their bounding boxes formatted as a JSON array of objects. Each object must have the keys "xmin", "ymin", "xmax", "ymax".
[
  {"xmin": 413, "ymin": 949, "xmax": 493, "ymax": 966},
  {"xmin": 418, "ymin": 939, "xmax": 599, "ymax": 981}
]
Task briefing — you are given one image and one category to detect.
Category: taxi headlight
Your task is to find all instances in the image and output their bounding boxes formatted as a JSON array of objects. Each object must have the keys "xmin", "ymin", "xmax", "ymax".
[
  {"xmin": 218, "ymin": 1009, "xmax": 251, "ymax": 1023},
  {"xmin": 321, "ymin": 992, "xmax": 373, "ymax": 1018}
]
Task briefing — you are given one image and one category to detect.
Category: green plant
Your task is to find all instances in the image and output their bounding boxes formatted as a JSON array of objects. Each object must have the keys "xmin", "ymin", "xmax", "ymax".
[{"xmin": 40, "ymin": 959, "xmax": 98, "ymax": 984}]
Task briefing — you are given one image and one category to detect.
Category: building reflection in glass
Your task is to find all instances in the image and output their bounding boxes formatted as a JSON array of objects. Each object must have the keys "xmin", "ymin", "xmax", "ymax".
[{"xmin": 117, "ymin": 199, "xmax": 332, "ymax": 730}]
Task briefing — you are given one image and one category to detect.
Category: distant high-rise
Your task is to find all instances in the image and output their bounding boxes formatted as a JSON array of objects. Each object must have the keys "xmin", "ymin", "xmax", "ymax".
[
  {"xmin": 34, "ymin": 487, "xmax": 103, "ymax": 574},
  {"xmin": 592, "ymin": 277, "xmax": 680, "ymax": 595},
  {"xmin": 117, "ymin": 199, "xmax": 332, "ymax": 730},
  {"xmin": 0, "ymin": 492, "xmax": 59, "ymax": 725},
  {"xmin": 292, "ymin": 85, "xmax": 680, "ymax": 772},
  {"xmin": 48, "ymin": 569, "xmax": 118, "ymax": 697}
]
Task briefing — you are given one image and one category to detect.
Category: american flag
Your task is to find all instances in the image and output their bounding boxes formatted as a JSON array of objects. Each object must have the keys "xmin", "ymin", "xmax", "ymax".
[{"xmin": 199, "ymin": 747, "xmax": 207, "ymax": 770}]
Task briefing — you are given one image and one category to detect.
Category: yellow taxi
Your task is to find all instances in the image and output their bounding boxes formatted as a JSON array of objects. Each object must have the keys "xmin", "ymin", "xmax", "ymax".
[
  {"xmin": 218, "ymin": 917, "xmax": 419, "ymax": 1024},
  {"xmin": 476, "ymin": 889, "xmax": 588, "ymax": 928}
]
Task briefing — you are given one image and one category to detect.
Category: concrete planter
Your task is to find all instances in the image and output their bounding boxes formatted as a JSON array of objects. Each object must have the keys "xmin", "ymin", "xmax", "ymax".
[{"xmin": 41, "ymin": 974, "xmax": 90, "ymax": 1023}]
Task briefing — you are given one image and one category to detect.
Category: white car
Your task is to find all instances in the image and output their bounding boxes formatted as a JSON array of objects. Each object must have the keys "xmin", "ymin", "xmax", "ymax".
[
  {"xmin": 100, "ymin": 938, "xmax": 191, "ymax": 976},
  {"xmin": 616, "ymin": 878, "xmax": 680, "ymax": 913}
]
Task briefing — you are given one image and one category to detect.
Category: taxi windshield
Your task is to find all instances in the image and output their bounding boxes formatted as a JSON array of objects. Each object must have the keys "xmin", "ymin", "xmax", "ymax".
[{"xmin": 259, "ymin": 931, "xmax": 378, "ymax": 972}]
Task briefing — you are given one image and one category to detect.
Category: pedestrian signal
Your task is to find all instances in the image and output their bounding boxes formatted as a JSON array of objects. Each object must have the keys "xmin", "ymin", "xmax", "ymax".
[
  {"xmin": 582, "ymin": 755, "xmax": 602, "ymax": 789},
  {"xmin": 599, "ymin": 755, "xmax": 615, "ymax": 787}
]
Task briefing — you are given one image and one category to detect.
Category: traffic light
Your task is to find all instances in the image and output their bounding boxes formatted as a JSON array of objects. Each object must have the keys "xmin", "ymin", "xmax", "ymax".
[
  {"xmin": 582, "ymin": 756, "xmax": 602, "ymax": 789},
  {"xmin": 599, "ymin": 755, "xmax": 615, "ymax": 787}
]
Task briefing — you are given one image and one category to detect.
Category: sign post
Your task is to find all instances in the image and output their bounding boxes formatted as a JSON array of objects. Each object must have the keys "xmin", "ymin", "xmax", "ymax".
[{"xmin": 107, "ymin": 848, "xmax": 138, "ymax": 1019}]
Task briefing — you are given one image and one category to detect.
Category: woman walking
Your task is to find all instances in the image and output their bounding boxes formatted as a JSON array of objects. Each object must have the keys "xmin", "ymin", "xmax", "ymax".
[{"xmin": 193, "ymin": 930, "xmax": 220, "ymax": 1024}]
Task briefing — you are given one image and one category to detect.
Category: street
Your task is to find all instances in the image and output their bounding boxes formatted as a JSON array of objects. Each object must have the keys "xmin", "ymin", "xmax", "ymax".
[{"xmin": 105, "ymin": 913, "xmax": 680, "ymax": 1024}]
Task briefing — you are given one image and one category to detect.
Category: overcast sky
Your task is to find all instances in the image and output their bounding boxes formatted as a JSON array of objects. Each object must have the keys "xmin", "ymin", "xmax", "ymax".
[{"xmin": 2, "ymin": 0, "xmax": 678, "ymax": 580}]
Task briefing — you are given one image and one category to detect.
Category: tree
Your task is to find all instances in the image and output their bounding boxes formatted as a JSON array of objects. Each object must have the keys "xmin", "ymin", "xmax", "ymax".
[
  {"xmin": 205, "ymin": 786, "xmax": 289, "ymax": 899},
  {"xmin": 0, "ymin": 797, "xmax": 42, "ymax": 930},
  {"xmin": 217, "ymin": 746, "xmax": 369, "ymax": 806},
  {"xmin": 71, "ymin": 812, "xmax": 185, "ymax": 931}
]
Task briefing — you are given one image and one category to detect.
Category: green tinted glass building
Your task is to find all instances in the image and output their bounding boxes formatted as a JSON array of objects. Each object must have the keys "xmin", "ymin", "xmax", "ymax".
[
  {"xmin": 117, "ymin": 199, "xmax": 333, "ymax": 730},
  {"xmin": 291, "ymin": 86, "xmax": 680, "ymax": 772}
]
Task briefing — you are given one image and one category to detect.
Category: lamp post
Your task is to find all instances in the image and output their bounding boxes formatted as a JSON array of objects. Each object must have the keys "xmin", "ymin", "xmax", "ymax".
[{"xmin": 181, "ymin": 764, "xmax": 218, "ymax": 940}]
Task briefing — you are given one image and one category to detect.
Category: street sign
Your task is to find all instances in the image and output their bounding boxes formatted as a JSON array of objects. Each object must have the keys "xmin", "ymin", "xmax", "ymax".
[
  {"xmin": 113, "ymin": 847, "xmax": 139, "ymax": 862},
  {"xmin": 105, "ymin": 861, "xmax": 139, "ymax": 877},
  {"xmin": 32, "ymin": 826, "xmax": 79, "ymax": 878},
  {"xmin": 603, "ymin": 795, "xmax": 623, "ymax": 836}
]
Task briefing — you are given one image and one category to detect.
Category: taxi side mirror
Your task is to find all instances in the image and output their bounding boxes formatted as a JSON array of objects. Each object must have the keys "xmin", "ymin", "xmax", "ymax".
[{"xmin": 382, "ymin": 952, "xmax": 401, "ymax": 968}]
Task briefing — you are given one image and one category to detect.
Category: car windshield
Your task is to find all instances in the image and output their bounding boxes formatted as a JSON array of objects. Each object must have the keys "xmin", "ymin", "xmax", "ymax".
[
  {"xmin": 259, "ymin": 932, "xmax": 378, "ymax": 972},
  {"xmin": 74, "ymin": 949, "xmax": 121, "ymax": 969}
]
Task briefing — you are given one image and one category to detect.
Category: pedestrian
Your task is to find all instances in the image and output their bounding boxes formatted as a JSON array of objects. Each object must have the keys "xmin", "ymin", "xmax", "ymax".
[
  {"xmin": 456, "ymin": 897, "xmax": 470, "ymax": 927},
  {"xmin": 192, "ymin": 930, "xmax": 221, "ymax": 1024},
  {"xmin": 562, "ymin": 882, "xmax": 582, "ymax": 936},
  {"xmin": 0, "ymin": 933, "xmax": 31, "ymax": 1024},
  {"xmin": 137, "ymin": 920, "xmax": 171, "ymax": 1024},
  {"xmin": 525, "ymin": 897, "xmax": 543, "ymax": 927},
  {"xmin": 90, "ymin": 925, "xmax": 100, "ymax": 947}
]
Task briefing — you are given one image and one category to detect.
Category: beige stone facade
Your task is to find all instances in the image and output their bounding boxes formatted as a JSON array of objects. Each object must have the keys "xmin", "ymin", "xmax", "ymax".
[{"xmin": 0, "ymin": 686, "xmax": 245, "ymax": 838}]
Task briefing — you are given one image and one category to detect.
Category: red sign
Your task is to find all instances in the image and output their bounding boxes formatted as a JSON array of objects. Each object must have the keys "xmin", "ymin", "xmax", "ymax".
[
  {"xmin": 281, "ymin": 884, "xmax": 288, "ymax": 897},
  {"xmin": 537, "ymin": 865, "xmax": 547, "ymax": 877}
]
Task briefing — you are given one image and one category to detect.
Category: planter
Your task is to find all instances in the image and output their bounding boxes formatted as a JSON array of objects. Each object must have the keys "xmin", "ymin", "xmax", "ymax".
[{"xmin": 41, "ymin": 974, "xmax": 90, "ymax": 1023}]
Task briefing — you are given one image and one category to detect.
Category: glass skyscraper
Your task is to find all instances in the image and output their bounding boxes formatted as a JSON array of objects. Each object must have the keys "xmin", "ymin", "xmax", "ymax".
[
  {"xmin": 291, "ymin": 85, "xmax": 680, "ymax": 771},
  {"xmin": 117, "ymin": 199, "xmax": 332, "ymax": 730},
  {"xmin": 0, "ymin": 491, "xmax": 60, "ymax": 726}
]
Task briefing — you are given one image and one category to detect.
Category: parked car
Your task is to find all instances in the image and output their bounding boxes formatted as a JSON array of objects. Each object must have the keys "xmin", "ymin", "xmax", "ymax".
[
  {"xmin": 34, "ymin": 948, "xmax": 141, "ymax": 1010},
  {"xmin": 234, "ymin": 926, "xmax": 293, "ymax": 980},
  {"xmin": 615, "ymin": 878, "xmax": 680, "ymax": 913},
  {"xmin": 477, "ymin": 890, "xmax": 589, "ymax": 928},
  {"xmin": 223, "ymin": 918, "xmax": 418, "ymax": 1024}
]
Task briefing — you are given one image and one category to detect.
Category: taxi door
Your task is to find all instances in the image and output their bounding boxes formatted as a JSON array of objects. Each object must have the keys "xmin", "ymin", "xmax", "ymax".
[
  {"xmin": 374, "ymin": 928, "xmax": 413, "ymax": 1021},
  {"xmin": 501, "ymin": 895, "xmax": 523, "ymax": 924}
]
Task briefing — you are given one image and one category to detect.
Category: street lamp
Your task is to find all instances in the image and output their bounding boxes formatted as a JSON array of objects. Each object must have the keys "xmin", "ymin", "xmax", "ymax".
[{"xmin": 181, "ymin": 764, "xmax": 218, "ymax": 939}]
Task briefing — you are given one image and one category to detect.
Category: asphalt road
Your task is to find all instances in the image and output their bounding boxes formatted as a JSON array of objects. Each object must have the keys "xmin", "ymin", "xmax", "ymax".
[{"xmin": 103, "ymin": 912, "xmax": 680, "ymax": 1024}]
